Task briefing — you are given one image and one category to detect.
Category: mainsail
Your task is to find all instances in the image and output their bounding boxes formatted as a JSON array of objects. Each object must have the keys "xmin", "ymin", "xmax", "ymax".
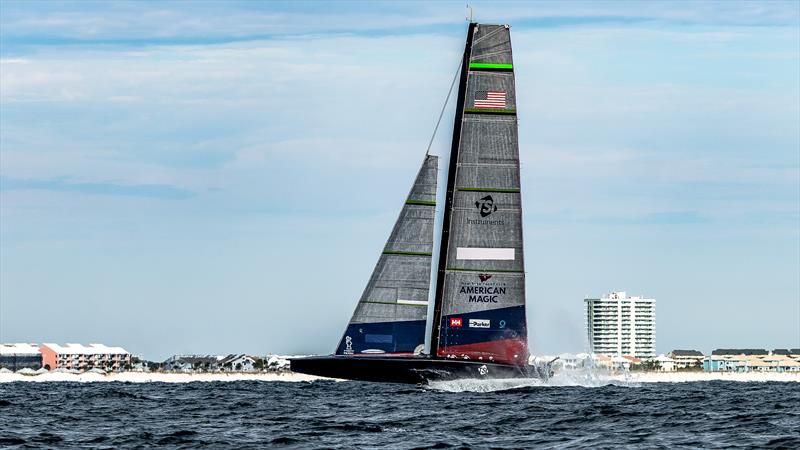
[
  {"xmin": 335, "ymin": 155, "xmax": 438, "ymax": 355},
  {"xmin": 431, "ymin": 24, "xmax": 528, "ymax": 365}
]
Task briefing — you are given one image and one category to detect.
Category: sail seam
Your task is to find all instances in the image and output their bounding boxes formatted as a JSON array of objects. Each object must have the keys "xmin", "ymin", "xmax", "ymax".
[
  {"xmin": 457, "ymin": 162, "xmax": 517, "ymax": 167},
  {"xmin": 456, "ymin": 187, "xmax": 520, "ymax": 193},
  {"xmin": 405, "ymin": 200, "xmax": 436, "ymax": 206},
  {"xmin": 382, "ymin": 250, "xmax": 433, "ymax": 256},
  {"xmin": 464, "ymin": 108, "xmax": 516, "ymax": 115},
  {"xmin": 471, "ymin": 25, "xmax": 505, "ymax": 45},
  {"xmin": 360, "ymin": 300, "xmax": 428, "ymax": 308},
  {"xmin": 446, "ymin": 267, "xmax": 524, "ymax": 273}
]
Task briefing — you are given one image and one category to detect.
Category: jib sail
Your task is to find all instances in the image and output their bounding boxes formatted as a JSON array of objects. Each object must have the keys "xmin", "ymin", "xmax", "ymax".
[
  {"xmin": 431, "ymin": 24, "xmax": 528, "ymax": 365},
  {"xmin": 335, "ymin": 155, "xmax": 438, "ymax": 355}
]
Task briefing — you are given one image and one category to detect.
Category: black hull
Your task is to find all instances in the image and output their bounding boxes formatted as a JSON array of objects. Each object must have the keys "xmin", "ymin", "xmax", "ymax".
[{"xmin": 290, "ymin": 355, "xmax": 545, "ymax": 384}]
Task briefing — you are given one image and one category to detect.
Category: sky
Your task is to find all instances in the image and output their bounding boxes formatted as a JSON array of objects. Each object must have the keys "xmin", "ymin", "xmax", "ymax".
[{"xmin": 1, "ymin": 1, "xmax": 798, "ymax": 360}]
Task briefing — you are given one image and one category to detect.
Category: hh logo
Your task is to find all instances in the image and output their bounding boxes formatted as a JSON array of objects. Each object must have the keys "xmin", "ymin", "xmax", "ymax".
[
  {"xmin": 478, "ymin": 273, "xmax": 492, "ymax": 282},
  {"xmin": 449, "ymin": 317, "xmax": 463, "ymax": 327},
  {"xmin": 475, "ymin": 195, "xmax": 498, "ymax": 218}
]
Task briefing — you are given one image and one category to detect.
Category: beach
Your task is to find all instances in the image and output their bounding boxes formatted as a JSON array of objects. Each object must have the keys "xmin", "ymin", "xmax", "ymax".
[{"xmin": 0, "ymin": 371, "xmax": 323, "ymax": 383}]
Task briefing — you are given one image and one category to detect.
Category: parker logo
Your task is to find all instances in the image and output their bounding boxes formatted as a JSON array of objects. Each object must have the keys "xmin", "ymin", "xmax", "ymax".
[
  {"xmin": 478, "ymin": 273, "xmax": 492, "ymax": 282},
  {"xmin": 475, "ymin": 195, "xmax": 498, "ymax": 218},
  {"xmin": 449, "ymin": 317, "xmax": 463, "ymax": 327},
  {"xmin": 469, "ymin": 319, "xmax": 490, "ymax": 328}
]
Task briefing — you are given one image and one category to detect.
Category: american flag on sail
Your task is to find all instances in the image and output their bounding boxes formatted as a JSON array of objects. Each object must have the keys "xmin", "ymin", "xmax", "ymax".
[{"xmin": 473, "ymin": 90, "xmax": 506, "ymax": 108}]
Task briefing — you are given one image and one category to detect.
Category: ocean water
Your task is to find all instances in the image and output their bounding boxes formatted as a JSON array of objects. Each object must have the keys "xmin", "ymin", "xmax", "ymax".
[{"xmin": 1, "ymin": 378, "xmax": 798, "ymax": 449}]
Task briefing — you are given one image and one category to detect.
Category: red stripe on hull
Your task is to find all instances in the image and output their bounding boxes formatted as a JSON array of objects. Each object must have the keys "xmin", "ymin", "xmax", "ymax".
[{"xmin": 437, "ymin": 339, "xmax": 528, "ymax": 365}]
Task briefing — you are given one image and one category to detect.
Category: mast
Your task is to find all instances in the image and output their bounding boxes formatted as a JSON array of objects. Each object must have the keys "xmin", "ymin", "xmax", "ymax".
[{"xmin": 430, "ymin": 22, "xmax": 476, "ymax": 358}]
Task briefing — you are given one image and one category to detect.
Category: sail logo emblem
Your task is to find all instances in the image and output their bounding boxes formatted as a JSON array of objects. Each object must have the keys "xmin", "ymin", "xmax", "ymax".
[
  {"xmin": 344, "ymin": 336, "xmax": 354, "ymax": 355},
  {"xmin": 475, "ymin": 195, "xmax": 498, "ymax": 217},
  {"xmin": 478, "ymin": 274, "xmax": 492, "ymax": 282},
  {"xmin": 469, "ymin": 319, "xmax": 490, "ymax": 328},
  {"xmin": 449, "ymin": 317, "xmax": 463, "ymax": 327}
]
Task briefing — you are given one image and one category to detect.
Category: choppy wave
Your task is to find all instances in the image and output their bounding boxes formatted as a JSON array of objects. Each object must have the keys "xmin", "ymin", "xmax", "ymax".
[
  {"xmin": 2, "ymin": 379, "xmax": 798, "ymax": 448},
  {"xmin": 426, "ymin": 369, "xmax": 641, "ymax": 392}
]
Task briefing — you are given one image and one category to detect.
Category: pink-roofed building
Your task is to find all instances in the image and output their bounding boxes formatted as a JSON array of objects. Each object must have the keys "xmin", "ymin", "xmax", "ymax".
[{"xmin": 623, "ymin": 355, "xmax": 641, "ymax": 365}]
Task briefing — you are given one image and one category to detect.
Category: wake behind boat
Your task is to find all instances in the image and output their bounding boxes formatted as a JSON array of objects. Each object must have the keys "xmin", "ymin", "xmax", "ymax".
[{"xmin": 291, "ymin": 23, "xmax": 543, "ymax": 384}]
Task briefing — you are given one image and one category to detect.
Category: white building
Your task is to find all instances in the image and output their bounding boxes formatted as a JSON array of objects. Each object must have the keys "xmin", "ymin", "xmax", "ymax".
[
  {"xmin": 585, "ymin": 291, "xmax": 656, "ymax": 358},
  {"xmin": 219, "ymin": 354, "xmax": 256, "ymax": 372},
  {"xmin": 653, "ymin": 354, "xmax": 677, "ymax": 372},
  {"xmin": 0, "ymin": 343, "xmax": 42, "ymax": 370},
  {"xmin": 668, "ymin": 349, "xmax": 705, "ymax": 369}
]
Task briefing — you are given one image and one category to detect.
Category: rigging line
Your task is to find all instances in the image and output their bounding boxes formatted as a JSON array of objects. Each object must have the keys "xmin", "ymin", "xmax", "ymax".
[{"xmin": 425, "ymin": 59, "xmax": 463, "ymax": 156}]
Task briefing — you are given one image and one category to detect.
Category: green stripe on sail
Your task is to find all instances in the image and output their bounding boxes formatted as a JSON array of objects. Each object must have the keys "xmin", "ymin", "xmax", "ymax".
[
  {"xmin": 457, "ymin": 187, "xmax": 520, "ymax": 193},
  {"xmin": 405, "ymin": 199, "xmax": 436, "ymax": 206},
  {"xmin": 382, "ymin": 250, "xmax": 432, "ymax": 256},
  {"xmin": 464, "ymin": 108, "xmax": 516, "ymax": 115},
  {"xmin": 360, "ymin": 300, "xmax": 428, "ymax": 308},
  {"xmin": 446, "ymin": 267, "xmax": 524, "ymax": 273},
  {"xmin": 469, "ymin": 63, "xmax": 513, "ymax": 70}
]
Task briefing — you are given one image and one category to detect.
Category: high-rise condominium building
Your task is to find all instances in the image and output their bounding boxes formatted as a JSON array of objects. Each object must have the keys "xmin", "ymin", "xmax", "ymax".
[{"xmin": 585, "ymin": 291, "xmax": 656, "ymax": 358}]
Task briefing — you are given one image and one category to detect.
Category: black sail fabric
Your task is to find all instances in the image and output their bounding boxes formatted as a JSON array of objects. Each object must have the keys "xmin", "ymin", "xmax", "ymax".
[
  {"xmin": 434, "ymin": 24, "xmax": 528, "ymax": 365},
  {"xmin": 335, "ymin": 155, "xmax": 438, "ymax": 356}
]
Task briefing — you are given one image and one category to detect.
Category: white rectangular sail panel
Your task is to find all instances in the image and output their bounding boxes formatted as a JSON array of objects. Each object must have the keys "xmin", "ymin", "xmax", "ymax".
[
  {"xmin": 456, "ymin": 247, "xmax": 514, "ymax": 260},
  {"xmin": 397, "ymin": 299, "xmax": 429, "ymax": 306}
]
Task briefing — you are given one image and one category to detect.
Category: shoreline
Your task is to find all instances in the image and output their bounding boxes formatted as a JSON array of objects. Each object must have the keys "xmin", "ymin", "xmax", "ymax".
[
  {"xmin": 607, "ymin": 371, "xmax": 800, "ymax": 383},
  {"xmin": 0, "ymin": 371, "xmax": 325, "ymax": 383},
  {"xmin": 1, "ymin": 370, "xmax": 798, "ymax": 384}
]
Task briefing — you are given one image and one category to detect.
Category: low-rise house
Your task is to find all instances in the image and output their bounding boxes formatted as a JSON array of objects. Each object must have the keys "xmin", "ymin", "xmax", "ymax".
[
  {"xmin": 668, "ymin": 350, "xmax": 704, "ymax": 369},
  {"xmin": 266, "ymin": 355, "xmax": 290, "ymax": 371},
  {"xmin": 704, "ymin": 355, "xmax": 746, "ymax": 372},
  {"xmin": 130, "ymin": 355, "xmax": 151, "ymax": 372},
  {"xmin": 591, "ymin": 353, "xmax": 613, "ymax": 371},
  {"xmin": 751, "ymin": 355, "xmax": 800, "ymax": 372},
  {"xmin": 547, "ymin": 353, "xmax": 589, "ymax": 371},
  {"xmin": 770, "ymin": 349, "xmax": 800, "ymax": 357},
  {"xmin": 703, "ymin": 353, "xmax": 800, "ymax": 373},
  {"xmin": 712, "ymin": 348, "xmax": 768, "ymax": 356},
  {"xmin": 219, "ymin": 354, "xmax": 256, "ymax": 372},
  {"xmin": 0, "ymin": 343, "xmax": 42, "ymax": 371},
  {"xmin": 622, "ymin": 355, "xmax": 641, "ymax": 365},
  {"xmin": 163, "ymin": 355, "xmax": 222, "ymax": 372},
  {"xmin": 40, "ymin": 343, "xmax": 131, "ymax": 372},
  {"xmin": 611, "ymin": 356, "xmax": 631, "ymax": 371},
  {"xmin": 653, "ymin": 354, "xmax": 677, "ymax": 372}
]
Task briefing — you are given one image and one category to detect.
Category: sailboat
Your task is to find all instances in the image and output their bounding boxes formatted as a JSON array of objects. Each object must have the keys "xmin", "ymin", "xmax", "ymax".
[{"xmin": 291, "ymin": 23, "xmax": 548, "ymax": 383}]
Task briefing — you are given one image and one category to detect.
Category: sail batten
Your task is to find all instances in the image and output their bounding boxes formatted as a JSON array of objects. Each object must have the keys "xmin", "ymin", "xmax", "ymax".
[{"xmin": 335, "ymin": 155, "xmax": 438, "ymax": 356}]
